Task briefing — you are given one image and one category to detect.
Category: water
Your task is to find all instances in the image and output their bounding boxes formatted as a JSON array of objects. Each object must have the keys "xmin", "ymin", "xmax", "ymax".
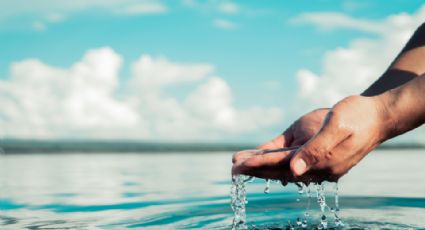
[
  {"xmin": 264, "ymin": 179, "xmax": 270, "ymax": 194},
  {"xmin": 231, "ymin": 177, "xmax": 344, "ymax": 229},
  {"xmin": 1, "ymin": 150, "xmax": 425, "ymax": 229},
  {"xmin": 231, "ymin": 175, "xmax": 248, "ymax": 230}
]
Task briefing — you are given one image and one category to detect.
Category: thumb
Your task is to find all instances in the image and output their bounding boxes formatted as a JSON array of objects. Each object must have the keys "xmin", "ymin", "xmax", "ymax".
[{"xmin": 290, "ymin": 112, "xmax": 350, "ymax": 177}]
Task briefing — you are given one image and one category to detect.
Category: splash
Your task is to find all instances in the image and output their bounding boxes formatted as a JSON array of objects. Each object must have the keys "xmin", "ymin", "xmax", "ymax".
[
  {"xmin": 333, "ymin": 183, "xmax": 344, "ymax": 227},
  {"xmin": 231, "ymin": 175, "xmax": 248, "ymax": 230},
  {"xmin": 315, "ymin": 182, "xmax": 345, "ymax": 229},
  {"xmin": 295, "ymin": 183, "xmax": 310, "ymax": 228},
  {"xmin": 231, "ymin": 177, "xmax": 344, "ymax": 229}
]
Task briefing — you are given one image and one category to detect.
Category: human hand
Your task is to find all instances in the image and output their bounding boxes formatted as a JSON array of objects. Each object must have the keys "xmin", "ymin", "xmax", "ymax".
[
  {"xmin": 233, "ymin": 95, "xmax": 390, "ymax": 184},
  {"xmin": 289, "ymin": 95, "xmax": 390, "ymax": 183},
  {"xmin": 232, "ymin": 108, "xmax": 329, "ymax": 183}
]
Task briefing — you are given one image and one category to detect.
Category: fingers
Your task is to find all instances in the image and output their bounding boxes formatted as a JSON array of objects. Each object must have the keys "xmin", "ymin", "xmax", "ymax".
[
  {"xmin": 290, "ymin": 112, "xmax": 351, "ymax": 177},
  {"xmin": 232, "ymin": 133, "xmax": 288, "ymax": 164},
  {"xmin": 236, "ymin": 128, "xmax": 293, "ymax": 166},
  {"xmin": 232, "ymin": 150, "xmax": 295, "ymax": 178},
  {"xmin": 241, "ymin": 167, "xmax": 294, "ymax": 182},
  {"xmin": 232, "ymin": 149, "xmax": 262, "ymax": 164}
]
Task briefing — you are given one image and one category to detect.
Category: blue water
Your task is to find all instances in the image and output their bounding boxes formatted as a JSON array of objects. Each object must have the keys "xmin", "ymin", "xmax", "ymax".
[{"xmin": 0, "ymin": 150, "xmax": 425, "ymax": 229}]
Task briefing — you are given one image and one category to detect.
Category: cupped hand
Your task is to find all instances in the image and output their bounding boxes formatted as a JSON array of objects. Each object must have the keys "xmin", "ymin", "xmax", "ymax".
[
  {"xmin": 232, "ymin": 108, "xmax": 329, "ymax": 183},
  {"xmin": 290, "ymin": 95, "xmax": 390, "ymax": 183},
  {"xmin": 232, "ymin": 95, "xmax": 391, "ymax": 184}
]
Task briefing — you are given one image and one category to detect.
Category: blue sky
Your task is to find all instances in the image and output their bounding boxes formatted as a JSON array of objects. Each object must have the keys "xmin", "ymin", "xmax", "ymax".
[{"xmin": 2, "ymin": 0, "xmax": 425, "ymax": 142}]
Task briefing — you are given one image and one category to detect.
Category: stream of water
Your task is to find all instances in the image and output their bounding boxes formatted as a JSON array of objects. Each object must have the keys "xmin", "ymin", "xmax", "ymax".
[{"xmin": 231, "ymin": 176, "xmax": 348, "ymax": 229}]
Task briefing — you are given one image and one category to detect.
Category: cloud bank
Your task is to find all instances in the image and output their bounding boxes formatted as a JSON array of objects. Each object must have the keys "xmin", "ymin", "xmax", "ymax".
[
  {"xmin": 0, "ymin": 0, "xmax": 168, "ymax": 31},
  {"xmin": 0, "ymin": 0, "xmax": 168, "ymax": 18},
  {"xmin": 0, "ymin": 47, "xmax": 283, "ymax": 140},
  {"xmin": 293, "ymin": 6, "xmax": 425, "ymax": 109}
]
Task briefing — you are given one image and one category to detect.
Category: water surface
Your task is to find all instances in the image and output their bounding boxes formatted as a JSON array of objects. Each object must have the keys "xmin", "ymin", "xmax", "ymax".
[{"xmin": 0, "ymin": 150, "xmax": 424, "ymax": 229}]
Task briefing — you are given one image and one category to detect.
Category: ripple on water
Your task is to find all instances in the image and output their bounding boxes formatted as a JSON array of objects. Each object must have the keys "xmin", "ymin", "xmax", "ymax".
[{"xmin": 1, "ymin": 195, "xmax": 425, "ymax": 229}]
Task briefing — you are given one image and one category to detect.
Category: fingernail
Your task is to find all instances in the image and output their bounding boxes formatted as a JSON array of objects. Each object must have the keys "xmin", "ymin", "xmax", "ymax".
[{"xmin": 293, "ymin": 159, "xmax": 307, "ymax": 176}]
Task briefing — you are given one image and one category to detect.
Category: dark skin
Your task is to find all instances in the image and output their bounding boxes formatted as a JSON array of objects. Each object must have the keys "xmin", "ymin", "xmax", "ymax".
[{"xmin": 232, "ymin": 23, "xmax": 425, "ymax": 184}]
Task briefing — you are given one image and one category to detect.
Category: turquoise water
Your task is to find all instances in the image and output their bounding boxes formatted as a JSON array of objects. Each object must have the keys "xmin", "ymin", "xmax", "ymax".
[{"xmin": 0, "ymin": 150, "xmax": 425, "ymax": 229}]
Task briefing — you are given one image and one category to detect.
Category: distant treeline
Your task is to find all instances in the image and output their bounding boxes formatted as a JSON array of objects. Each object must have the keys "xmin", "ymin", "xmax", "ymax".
[
  {"xmin": 0, "ymin": 139, "xmax": 257, "ymax": 154},
  {"xmin": 0, "ymin": 139, "xmax": 424, "ymax": 154}
]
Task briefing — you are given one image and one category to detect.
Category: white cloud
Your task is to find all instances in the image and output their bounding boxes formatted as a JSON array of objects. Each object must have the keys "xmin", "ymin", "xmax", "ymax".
[
  {"xmin": 293, "ymin": 6, "xmax": 425, "ymax": 109},
  {"xmin": 213, "ymin": 18, "xmax": 237, "ymax": 29},
  {"xmin": 45, "ymin": 13, "xmax": 65, "ymax": 23},
  {"xmin": 0, "ymin": 47, "xmax": 283, "ymax": 140},
  {"xmin": 341, "ymin": 0, "xmax": 370, "ymax": 12},
  {"xmin": 181, "ymin": 0, "xmax": 197, "ymax": 7},
  {"xmin": 131, "ymin": 55, "xmax": 214, "ymax": 89},
  {"xmin": 1, "ymin": 47, "xmax": 143, "ymax": 139},
  {"xmin": 0, "ymin": 0, "xmax": 168, "ymax": 18},
  {"xmin": 218, "ymin": 2, "xmax": 240, "ymax": 14},
  {"xmin": 116, "ymin": 2, "xmax": 168, "ymax": 15},
  {"xmin": 0, "ymin": 0, "xmax": 168, "ymax": 30},
  {"xmin": 32, "ymin": 21, "xmax": 47, "ymax": 31},
  {"xmin": 291, "ymin": 12, "xmax": 383, "ymax": 33},
  {"xmin": 29, "ymin": 14, "xmax": 65, "ymax": 31},
  {"xmin": 182, "ymin": 0, "xmax": 244, "ymax": 16}
]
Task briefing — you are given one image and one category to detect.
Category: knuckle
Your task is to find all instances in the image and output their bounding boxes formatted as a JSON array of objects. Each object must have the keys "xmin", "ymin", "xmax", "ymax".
[
  {"xmin": 323, "ymin": 150, "xmax": 334, "ymax": 162},
  {"xmin": 232, "ymin": 151, "xmax": 244, "ymax": 163},
  {"xmin": 326, "ymin": 110, "xmax": 351, "ymax": 135},
  {"xmin": 328, "ymin": 111, "xmax": 342, "ymax": 126},
  {"xmin": 310, "ymin": 144, "xmax": 325, "ymax": 156},
  {"xmin": 243, "ymin": 157, "xmax": 261, "ymax": 168},
  {"xmin": 302, "ymin": 145, "xmax": 323, "ymax": 164}
]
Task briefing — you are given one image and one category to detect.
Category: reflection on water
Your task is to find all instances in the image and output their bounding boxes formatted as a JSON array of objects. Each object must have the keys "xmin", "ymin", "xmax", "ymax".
[{"xmin": 0, "ymin": 150, "xmax": 424, "ymax": 229}]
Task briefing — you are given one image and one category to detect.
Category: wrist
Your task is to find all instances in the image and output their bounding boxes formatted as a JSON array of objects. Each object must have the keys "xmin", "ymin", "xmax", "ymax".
[{"xmin": 373, "ymin": 90, "xmax": 400, "ymax": 141}]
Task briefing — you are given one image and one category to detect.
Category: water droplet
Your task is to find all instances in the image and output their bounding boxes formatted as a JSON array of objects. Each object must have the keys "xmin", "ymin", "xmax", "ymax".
[
  {"xmin": 301, "ymin": 219, "xmax": 308, "ymax": 228},
  {"xmin": 316, "ymin": 183, "xmax": 327, "ymax": 213},
  {"xmin": 320, "ymin": 215, "xmax": 328, "ymax": 229},
  {"xmin": 296, "ymin": 217, "xmax": 302, "ymax": 226},
  {"xmin": 296, "ymin": 182, "xmax": 304, "ymax": 194},
  {"xmin": 231, "ymin": 176, "xmax": 344, "ymax": 228},
  {"xmin": 243, "ymin": 176, "xmax": 255, "ymax": 183},
  {"xmin": 333, "ymin": 182, "xmax": 344, "ymax": 227},
  {"xmin": 264, "ymin": 179, "xmax": 271, "ymax": 194},
  {"xmin": 334, "ymin": 182, "xmax": 340, "ymax": 210},
  {"xmin": 287, "ymin": 220, "xmax": 295, "ymax": 230},
  {"xmin": 335, "ymin": 217, "xmax": 344, "ymax": 227}
]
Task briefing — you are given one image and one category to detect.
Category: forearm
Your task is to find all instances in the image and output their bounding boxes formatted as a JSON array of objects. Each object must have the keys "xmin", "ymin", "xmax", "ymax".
[
  {"xmin": 362, "ymin": 23, "xmax": 425, "ymax": 96},
  {"xmin": 378, "ymin": 74, "xmax": 425, "ymax": 140},
  {"xmin": 361, "ymin": 69, "xmax": 417, "ymax": 96}
]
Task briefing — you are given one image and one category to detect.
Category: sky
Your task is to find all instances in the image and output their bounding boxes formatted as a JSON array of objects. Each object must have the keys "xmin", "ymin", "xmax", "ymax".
[{"xmin": 1, "ymin": 0, "xmax": 425, "ymax": 143}]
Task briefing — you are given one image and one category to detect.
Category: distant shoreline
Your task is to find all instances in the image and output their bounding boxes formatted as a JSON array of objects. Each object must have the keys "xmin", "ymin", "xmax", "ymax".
[
  {"xmin": 0, "ymin": 139, "xmax": 424, "ymax": 154},
  {"xmin": 0, "ymin": 139, "xmax": 256, "ymax": 154}
]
